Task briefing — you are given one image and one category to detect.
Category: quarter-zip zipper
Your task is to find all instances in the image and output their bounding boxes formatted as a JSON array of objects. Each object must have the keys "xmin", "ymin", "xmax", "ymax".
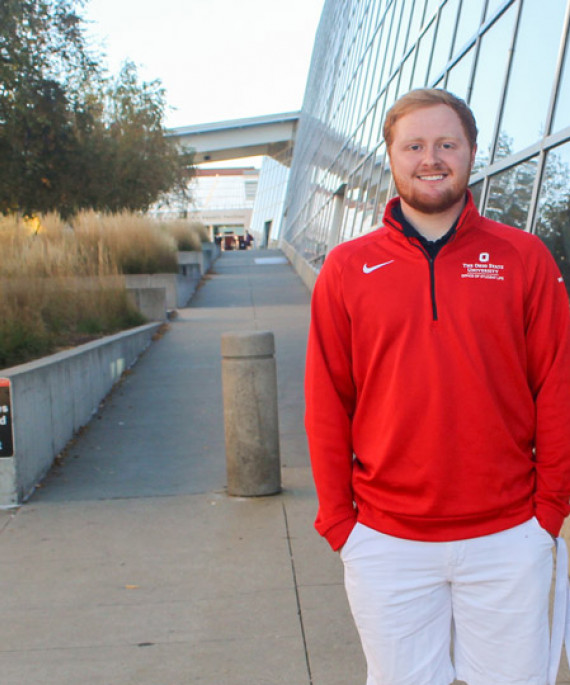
[
  {"xmin": 428, "ymin": 255, "xmax": 438, "ymax": 321},
  {"xmin": 385, "ymin": 206, "xmax": 463, "ymax": 323},
  {"xmin": 409, "ymin": 240, "xmax": 439, "ymax": 321}
]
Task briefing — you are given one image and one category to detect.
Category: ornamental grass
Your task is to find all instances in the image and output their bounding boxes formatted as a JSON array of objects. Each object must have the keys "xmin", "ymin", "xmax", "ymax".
[{"xmin": 0, "ymin": 212, "xmax": 207, "ymax": 368}]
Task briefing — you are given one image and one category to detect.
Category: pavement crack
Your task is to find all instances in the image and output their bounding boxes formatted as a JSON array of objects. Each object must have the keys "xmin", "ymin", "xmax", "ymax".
[{"xmin": 282, "ymin": 501, "xmax": 313, "ymax": 685}]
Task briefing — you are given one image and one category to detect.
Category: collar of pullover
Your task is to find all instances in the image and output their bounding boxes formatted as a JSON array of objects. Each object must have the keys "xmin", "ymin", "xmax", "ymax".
[
  {"xmin": 386, "ymin": 191, "xmax": 475, "ymax": 259},
  {"xmin": 392, "ymin": 203, "xmax": 457, "ymax": 258}
]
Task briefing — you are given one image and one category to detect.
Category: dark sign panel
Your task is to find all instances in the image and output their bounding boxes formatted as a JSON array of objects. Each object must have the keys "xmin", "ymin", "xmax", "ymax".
[{"xmin": 0, "ymin": 379, "xmax": 14, "ymax": 457}]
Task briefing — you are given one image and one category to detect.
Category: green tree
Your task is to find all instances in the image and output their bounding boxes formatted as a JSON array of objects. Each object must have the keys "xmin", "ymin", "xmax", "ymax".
[
  {"xmin": 483, "ymin": 133, "xmax": 538, "ymax": 230},
  {"xmin": 87, "ymin": 61, "xmax": 192, "ymax": 214},
  {"xmin": 0, "ymin": 1, "xmax": 191, "ymax": 218},
  {"xmin": 534, "ymin": 147, "xmax": 570, "ymax": 290},
  {"xmin": 0, "ymin": 0, "xmax": 96, "ymax": 216}
]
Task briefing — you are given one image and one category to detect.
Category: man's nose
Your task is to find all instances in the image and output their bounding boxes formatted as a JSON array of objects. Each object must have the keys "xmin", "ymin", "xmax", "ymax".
[{"xmin": 421, "ymin": 146, "xmax": 441, "ymax": 165}]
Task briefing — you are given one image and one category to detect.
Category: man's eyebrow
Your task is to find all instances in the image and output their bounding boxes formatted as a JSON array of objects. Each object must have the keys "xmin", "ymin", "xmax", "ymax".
[{"xmin": 400, "ymin": 134, "xmax": 462, "ymax": 143}]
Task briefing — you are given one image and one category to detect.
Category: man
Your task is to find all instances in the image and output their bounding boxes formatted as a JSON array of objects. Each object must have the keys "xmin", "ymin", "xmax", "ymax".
[{"xmin": 305, "ymin": 89, "xmax": 570, "ymax": 685}]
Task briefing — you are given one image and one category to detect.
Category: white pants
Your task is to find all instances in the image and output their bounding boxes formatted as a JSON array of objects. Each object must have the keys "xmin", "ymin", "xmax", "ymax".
[{"xmin": 341, "ymin": 519, "xmax": 554, "ymax": 685}]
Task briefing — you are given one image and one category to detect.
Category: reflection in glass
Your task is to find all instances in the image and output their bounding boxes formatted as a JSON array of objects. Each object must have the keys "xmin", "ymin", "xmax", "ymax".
[
  {"xmin": 552, "ymin": 35, "xmax": 570, "ymax": 132},
  {"xmin": 485, "ymin": 0, "xmax": 508, "ymax": 21},
  {"xmin": 469, "ymin": 4, "xmax": 516, "ymax": 169},
  {"xmin": 484, "ymin": 157, "xmax": 538, "ymax": 230},
  {"xmin": 424, "ymin": 0, "xmax": 441, "ymax": 26},
  {"xmin": 534, "ymin": 142, "xmax": 570, "ymax": 292},
  {"xmin": 398, "ymin": 53, "xmax": 415, "ymax": 98},
  {"xmin": 342, "ymin": 176, "xmax": 359, "ymax": 242},
  {"xmin": 371, "ymin": 144, "xmax": 387, "ymax": 225},
  {"xmin": 446, "ymin": 47, "xmax": 475, "ymax": 101},
  {"xmin": 496, "ymin": 0, "xmax": 566, "ymax": 159},
  {"xmin": 384, "ymin": 0, "xmax": 404, "ymax": 77},
  {"xmin": 469, "ymin": 180, "xmax": 483, "ymax": 210},
  {"xmin": 428, "ymin": 0, "xmax": 460, "ymax": 83},
  {"xmin": 453, "ymin": 0, "xmax": 485, "ymax": 54},
  {"xmin": 375, "ymin": 163, "xmax": 393, "ymax": 218},
  {"xmin": 373, "ymin": 93, "xmax": 387, "ymax": 147},
  {"xmin": 360, "ymin": 153, "xmax": 379, "ymax": 234},
  {"xmin": 407, "ymin": 0, "xmax": 427, "ymax": 51},
  {"xmin": 385, "ymin": 76, "xmax": 399, "ymax": 117},
  {"xmin": 369, "ymin": 18, "xmax": 390, "ymax": 101},
  {"xmin": 361, "ymin": 106, "xmax": 376, "ymax": 152},
  {"xmin": 394, "ymin": 0, "xmax": 413, "ymax": 68},
  {"xmin": 375, "ymin": 3, "xmax": 395, "ymax": 94},
  {"xmin": 411, "ymin": 20, "xmax": 436, "ymax": 89}
]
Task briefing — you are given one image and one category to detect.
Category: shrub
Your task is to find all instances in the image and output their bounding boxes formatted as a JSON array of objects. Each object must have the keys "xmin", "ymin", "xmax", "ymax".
[
  {"xmin": 73, "ymin": 212, "xmax": 179, "ymax": 274},
  {"xmin": 0, "ymin": 210, "xmax": 212, "ymax": 367},
  {"xmin": 0, "ymin": 213, "xmax": 146, "ymax": 368},
  {"xmin": 162, "ymin": 220, "xmax": 208, "ymax": 251}
]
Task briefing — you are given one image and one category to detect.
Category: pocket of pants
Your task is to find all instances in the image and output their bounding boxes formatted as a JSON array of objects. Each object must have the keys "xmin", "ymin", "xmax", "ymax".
[
  {"xmin": 340, "ymin": 522, "xmax": 364, "ymax": 561},
  {"xmin": 529, "ymin": 516, "xmax": 555, "ymax": 547},
  {"xmin": 339, "ymin": 522, "xmax": 380, "ymax": 562}
]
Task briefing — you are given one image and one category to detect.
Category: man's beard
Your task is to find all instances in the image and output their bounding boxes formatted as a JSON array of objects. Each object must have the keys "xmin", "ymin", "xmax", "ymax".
[{"xmin": 392, "ymin": 165, "xmax": 471, "ymax": 215}]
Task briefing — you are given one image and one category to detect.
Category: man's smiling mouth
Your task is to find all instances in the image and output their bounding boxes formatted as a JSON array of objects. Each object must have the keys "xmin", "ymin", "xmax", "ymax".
[{"xmin": 419, "ymin": 174, "xmax": 446, "ymax": 181}]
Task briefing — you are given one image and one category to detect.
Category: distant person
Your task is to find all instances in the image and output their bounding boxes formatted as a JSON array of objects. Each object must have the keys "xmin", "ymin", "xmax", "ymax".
[
  {"xmin": 245, "ymin": 231, "xmax": 254, "ymax": 248},
  {"xmin": 305, "ymin": 88, "xmax": 570, "ymax": 685}
]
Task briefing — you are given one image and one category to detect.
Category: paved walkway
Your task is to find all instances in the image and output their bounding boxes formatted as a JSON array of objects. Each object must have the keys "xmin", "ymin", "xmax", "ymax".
[
  {"xmin": 0, "ymin": 249, "xmax": 365, "ymax": 685},
  {"xmin": 0, "ymin": 248, "xmax": 568, "ymax": 685}
]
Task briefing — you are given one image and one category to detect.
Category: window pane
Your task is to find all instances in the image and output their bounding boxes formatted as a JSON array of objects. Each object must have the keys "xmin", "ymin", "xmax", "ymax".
[
  {"xmin": 484, "ymin": 157, "xmax": 538, "ymax": 229},
  {"xmin": 384, "ymin": 76, "xmax": 399, "ymax": 115},
  {"xmin": 375, "ymin": 3, "xmax": 395, "ymax": 92},
  {"xmin": 394, "ymin": 0, "xmax": 413, "ymax": 67},
  {"xmin": 342, "ymin": 176, "xmax": 359, "ymax": 241},
  {"xmin": 446, "ymin": 46, "xmax": 475, "ymax": 100},
  {"xmin": 411, "ymin": 20, "xmax": 436, "ymax": 89},
  {"xmin": 453, "ymin": 0, "xmax": 485, "ymax": 54},
  {"xmin": 485, "ymin": 0, "xmax": 508, "ymax": 21},
  {"xmin": 469, "ymin": 180, "xmax": 483, "ymax": 210},
  {"xmin": 407, "ymin": 0, "xmax": 427, "ymax": 50},
  {"xmin": 429, "ymin": 0, "xmax": 460, "ymax": 83},
  {"xmin": 495, "ymin": 0, "xmax": 566, "ymax": 159},
  {"xmin": 371, "ymin": 144, "xmax": 388, "ymax": 224},
  {"xmin": 384, "ymin": 0, "xmax": 403, "ymax": 77},
  {"xmin": 373, "ymin": 92, "xmax": 387, "ymax": 146},
  {"xmin": 424, "ymin": 0, "xmax": 442, "ymax": 26},
  {"xmin": 369, "ymin": 20, "xmax": 390, "ymax": 101},
  {"xmin": 469, "ymin": 5, "xmax": 517, "ymax": 169},
  {"xmin": 552, "ymin": 37, "xmax": 570, "ymax": 132},
  {"xmin": 534, "ymin": 142, "xmax": 570, "ymax": 292},
  {"xmin": 398, "ymin": 52, "xmax": 415, "ymax": 97}
]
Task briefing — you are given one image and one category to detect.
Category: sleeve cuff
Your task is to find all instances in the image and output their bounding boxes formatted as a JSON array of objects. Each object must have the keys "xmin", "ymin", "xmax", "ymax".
[
  {"xmin": 535, "ymin": 506, "xmax": 565, "ymax": 539},
  {"xmin": 319, "ymin": 515, "xmax": 358, "ymax": 551}
]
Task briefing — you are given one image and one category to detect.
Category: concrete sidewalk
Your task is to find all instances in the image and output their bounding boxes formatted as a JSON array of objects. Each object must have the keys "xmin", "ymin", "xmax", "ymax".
[
  {"xmin": 0, "ymin": 249, "xmax": 365, "ymax": 685},
  {"xmin": 1, "ymin": 249, "xmax": 567, "ymax": 685}
]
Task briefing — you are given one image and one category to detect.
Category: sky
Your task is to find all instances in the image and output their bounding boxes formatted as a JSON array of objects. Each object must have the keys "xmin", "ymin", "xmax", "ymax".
[{"xmin": 83, "ymin": 0, "xmax": 326, "ymax": 131}]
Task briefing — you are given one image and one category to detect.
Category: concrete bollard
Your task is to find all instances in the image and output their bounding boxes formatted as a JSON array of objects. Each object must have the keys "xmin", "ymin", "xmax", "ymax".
[{"xmin": 221, "ymin": 331, "xmax": 281, "ymax": 497}]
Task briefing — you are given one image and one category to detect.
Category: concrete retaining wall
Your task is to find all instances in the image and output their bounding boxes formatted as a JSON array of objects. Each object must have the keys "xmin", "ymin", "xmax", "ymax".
[
  {"xmin": 124, "ymin": 273, "xmax": 195, "ymax": 310},
  {"xmin": 0, "ymin": 323, "xmax": 161, "ymax": 506},
  {"xmin": 280, "ymin": 241, "xmax": 318, "ymax": 293},
  {"xmin": 126, "ymin": 287, "xmax": 167, "ymax": 321},
  {"xmin": 124, "ymin": 244, "xmax": 221, "ymax": 313}
]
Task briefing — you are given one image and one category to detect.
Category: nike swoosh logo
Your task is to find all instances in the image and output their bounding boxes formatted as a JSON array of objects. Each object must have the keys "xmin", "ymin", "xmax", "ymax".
[{"xmin": 363, "ymin": 260, "xmax": 394, "ymax": 274}]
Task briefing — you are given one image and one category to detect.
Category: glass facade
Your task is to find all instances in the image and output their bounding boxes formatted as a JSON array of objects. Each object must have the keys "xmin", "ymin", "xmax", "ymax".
[
  {"xmin": 282, "ymin": 0, "xmax": 570, "ymax": 293},
  {"xmin": 190, "ymin": 168, "xmax": 259, "ymax": 212},
  {"xmin": 249, "ymin": 156, "xmax": 290, "ymax": 247}
]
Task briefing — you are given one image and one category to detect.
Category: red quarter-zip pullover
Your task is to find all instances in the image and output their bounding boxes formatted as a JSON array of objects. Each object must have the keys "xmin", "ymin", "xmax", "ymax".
[{"xmin": 305, "ymin": 194, "xmax": 570, "ymax": 551}]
